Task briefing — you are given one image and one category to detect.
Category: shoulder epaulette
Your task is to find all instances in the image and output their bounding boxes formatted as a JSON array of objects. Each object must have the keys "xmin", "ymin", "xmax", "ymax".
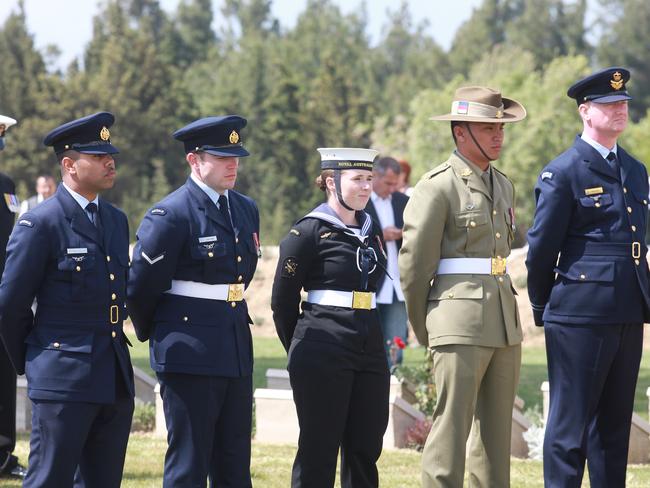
[{"xmin": 424, "ymin": 162, "xmax": 451, "ymax": 180}]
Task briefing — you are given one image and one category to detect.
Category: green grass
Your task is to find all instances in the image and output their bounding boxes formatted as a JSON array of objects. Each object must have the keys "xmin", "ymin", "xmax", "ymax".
[
  {"xmin": 4, "ymin": 338, "xmax": 650, "ymax": 487},
  {"xmin": 3, "ymin": 434, "xmax": 650, "ymax": 487},
  {"xmin": 128, "ymin": 334, "xmax": 650, "ymax": 419}
]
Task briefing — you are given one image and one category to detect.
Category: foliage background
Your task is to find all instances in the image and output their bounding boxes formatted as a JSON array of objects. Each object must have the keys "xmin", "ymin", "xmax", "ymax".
[{"xmin": 1, "ymin": 0, "xmax": 648, "ymax": 243}]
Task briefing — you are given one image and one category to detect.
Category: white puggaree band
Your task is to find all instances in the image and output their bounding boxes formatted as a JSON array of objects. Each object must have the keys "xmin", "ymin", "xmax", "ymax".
[{"xmin": 451, "ymin": 101, "xmax": 505, "ymax": 119}]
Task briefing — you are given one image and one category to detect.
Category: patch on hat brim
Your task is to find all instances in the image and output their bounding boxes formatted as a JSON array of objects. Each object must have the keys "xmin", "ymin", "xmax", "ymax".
[{"xmin": 430, "ymin": 97, "xmax": 526, "ymax": 123}]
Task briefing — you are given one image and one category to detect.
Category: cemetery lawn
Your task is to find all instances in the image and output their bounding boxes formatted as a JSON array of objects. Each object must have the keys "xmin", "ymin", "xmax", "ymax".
[
  {"xmin": 4, "ymin": 434, "xmax": 650, "ymax": 487},
  {"xmin": 3, "ymin": 335, "xmax": 650, "ymax": 487},
  {"xmin": 128, "ymin": 333, "xmax": 650, "ymax": 420}
]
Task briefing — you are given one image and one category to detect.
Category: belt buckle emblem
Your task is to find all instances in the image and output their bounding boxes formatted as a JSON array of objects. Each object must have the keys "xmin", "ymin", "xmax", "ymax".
[
  {"xmin": 491, "ymin": 257, "xmax": 507, "ymax": 276},
  {"xmin": 227, "ymin": 283, "xmax": 244, "ymax": 302},
  {"xmin": 110, "ymin": 305, "xmax": 119, "ymax": 324},
  {"xmin": 352, "ymin": 291, "xmax": 372, "ymax": 310},
  {"xmin": 633, "ymin": 242, "xmax": 641, "ymax": 259}
]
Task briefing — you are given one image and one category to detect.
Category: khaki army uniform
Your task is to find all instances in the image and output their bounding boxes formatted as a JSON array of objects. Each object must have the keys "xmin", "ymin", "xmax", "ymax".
[{"xmin": 400, "ymin": 150, "xmax": 522, "ymax": 487}]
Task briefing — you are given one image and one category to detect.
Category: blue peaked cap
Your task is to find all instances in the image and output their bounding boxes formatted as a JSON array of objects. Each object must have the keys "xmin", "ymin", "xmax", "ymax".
[
  {"xmin": 43, "ymin": 112, "xmax": 119, "ymax": 155},
  {"xmin": 172, "ymin": 115, "xmax": 249, "ymax": 157}
]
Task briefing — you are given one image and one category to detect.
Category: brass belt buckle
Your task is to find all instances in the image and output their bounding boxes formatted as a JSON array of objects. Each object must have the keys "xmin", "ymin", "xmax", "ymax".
[
  {"xmin": 633, "ymin": 242, "xmax": 641, "ymax": 259},
  {"xmin": 352, "ymin": 291, "xmax": 372, "ymax": 310},
  {"xmin": 227, "ymin": 283, "xmax": 245, "ymax": 302},
  {"xmin": 110, "ymin": 305, "xmax": 119, "ymax": 324},
  {"xmin": 491, "ymin": 257, "xmax": 507, "ymax": 276}
]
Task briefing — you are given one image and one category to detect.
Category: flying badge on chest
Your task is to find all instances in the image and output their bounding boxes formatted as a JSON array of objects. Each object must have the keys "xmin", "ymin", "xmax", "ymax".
[
  {"xmin": 198, "ymin": 235, "xmax": 217, "ymax": 249},
  {"xmin": 4, "ymin": 193, "xmax": 20, "ymax": 213}
]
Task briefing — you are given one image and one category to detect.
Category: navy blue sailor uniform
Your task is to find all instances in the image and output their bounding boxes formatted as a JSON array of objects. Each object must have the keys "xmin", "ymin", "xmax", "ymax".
[
  {"xmin": 127, "ymin": 115, "xmax": 259, "ymax": 488},
  {"xmin": 0, "ymin": 112, "xmax": 135, "ymax": 488},
  {"xmin": 526, "ymin": 68, "xmax": 650, "ymax": 488},
  {"xmin": 271, "ymin": 204, "xmax": 390, "ymax": 488}
]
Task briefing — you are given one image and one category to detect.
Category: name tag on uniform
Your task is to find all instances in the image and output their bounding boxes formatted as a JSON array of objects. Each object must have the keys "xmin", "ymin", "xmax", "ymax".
[
  {"xmin": 198, "ymin": 236, "xmax": 217, "ymax": 243},
  {"xmin": 585, "ymin": 186, "xmax": 604, "ymax": 196},
  {"xmin": 67, "ymin": 247, "xmax": 88, "ymax": 255},
  {"xmin": 4, "ymin": 193, "xmax": 20, "ymax": 213}
]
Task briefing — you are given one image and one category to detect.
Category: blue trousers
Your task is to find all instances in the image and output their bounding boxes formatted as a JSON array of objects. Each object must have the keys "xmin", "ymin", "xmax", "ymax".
[
  {"xmin": 376, "ymin": 299, "xmax": 408, "ymax": 369},
  {"xmin": 157, "ymin": 372, "xmax": 253, "ymax": 488},
  {"xmin": 23, "ymin": 394, "xmax": 133, "ymax": 488},
  {"xmin": 543, "ymin": 322, "xmax": 643, "ymax": 488}
]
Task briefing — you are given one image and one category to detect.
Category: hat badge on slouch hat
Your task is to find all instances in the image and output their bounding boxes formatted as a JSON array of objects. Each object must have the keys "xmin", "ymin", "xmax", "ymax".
[{"xmin": 430, "ymin": 86, "xmax": 526, "ymax": 124}]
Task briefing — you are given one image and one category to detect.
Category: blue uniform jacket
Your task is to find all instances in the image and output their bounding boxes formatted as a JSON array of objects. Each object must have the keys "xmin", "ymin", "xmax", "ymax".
[
  {"xmin": 0, "ymin": 185, "xmax": 134, "ymax": 403},
  {"xmin": 127, "ymin": 177, "xmax": 260, "ymax": 377},
  {"xmin": 526, "ymin": 136, "xmax": 650, "ymax": 326}
]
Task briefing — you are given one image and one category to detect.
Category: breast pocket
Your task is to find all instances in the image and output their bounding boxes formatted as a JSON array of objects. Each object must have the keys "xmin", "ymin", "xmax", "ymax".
[
  {"xmin": 427, "ymin": 278, "xmax": 484, "ymax": 337},
  {"xmin": 549, "ymin": 260, "xmax": 615, "ymax": 317},
  {"xmin": 578, "ymin": 193, "xmax": 613, "ymax": 209},
  {"xmin": 455, "ymin": 211, "xmax": 490, "ymax": 253},
  {"xmin": 57, "ymin": 253, "xmax": 97, "ymax": 300},
  {"xmin": 190, "ymin": 238, "xmax": 227, "ymax": 280},
  {"xmin": 24, "ymin": 328, "xmax": 94, "ymax": 392}
]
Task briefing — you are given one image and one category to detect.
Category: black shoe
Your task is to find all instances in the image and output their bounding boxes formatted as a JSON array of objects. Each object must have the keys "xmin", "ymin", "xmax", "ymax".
[{"xmin": 0, "ymin": 453, "xmax": 26, "ymax": 479}]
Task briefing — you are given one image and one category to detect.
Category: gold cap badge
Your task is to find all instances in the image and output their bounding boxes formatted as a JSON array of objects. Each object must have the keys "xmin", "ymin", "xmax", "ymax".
[
  {"xmin": 495, "ymin": 109, "xmax": 503, "ymax": 118},
  {"xmin": 229, "ymin": 130, "xmax": 239, "ymax": 144},
  {"xmin": 100, "ymin": 126, "xmax": 110, "ymax": 141},
  {"xmin": 610, "ymin": 71, "xmax": 624, "ymax": 90}
]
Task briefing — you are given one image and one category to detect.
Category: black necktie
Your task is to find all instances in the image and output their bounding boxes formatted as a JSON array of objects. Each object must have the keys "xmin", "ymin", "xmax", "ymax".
[
  {"xmin": 85, "ymin": 202, "xmax": 103, "ymax": 238},
  {"xmin": 607, "ymin": 152, "xmax": 621, "ymax": 180},
  {"xmin": 218, "ymin": 194, "xmax": 233, "ymax": 230}
]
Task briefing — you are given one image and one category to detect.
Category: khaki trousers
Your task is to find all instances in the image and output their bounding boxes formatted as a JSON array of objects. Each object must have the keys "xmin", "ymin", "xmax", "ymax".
[{"xmin": 422, "ymin": 343, "xmax": 521, "ymax": 488}]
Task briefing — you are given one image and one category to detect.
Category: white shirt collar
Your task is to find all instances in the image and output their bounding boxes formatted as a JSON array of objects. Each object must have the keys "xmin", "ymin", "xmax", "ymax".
[
  {"xmin": 581, "ymin": 133, "xmax": 618, "ymax": 160},
  {"xmin": 190, "ymin": 173, "xmax": 228, "ymax": 207},
  {"xmin": 62, "ymin": 182, "xmax": 98, "ymax": 211},
  {"xmin": 370, "ymin": 191, "xmax": 391, "ymax": 203}
]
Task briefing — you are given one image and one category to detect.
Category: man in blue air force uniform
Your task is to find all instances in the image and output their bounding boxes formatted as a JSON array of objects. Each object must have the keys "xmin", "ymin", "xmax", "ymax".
[
  {"xmin": 127, "ymin": 115, "xmax": 260, "ymax": 487},
  {"xmin": 0, "ymin": 112, "xmax": 135, "ymax": 488},
  {"xmin": 527, "ymin": 68, "xmax": 650, "ymax": 488},
  {"xmin": 0, "ymin": 114, "xmax": 27, "ymax": 480}
]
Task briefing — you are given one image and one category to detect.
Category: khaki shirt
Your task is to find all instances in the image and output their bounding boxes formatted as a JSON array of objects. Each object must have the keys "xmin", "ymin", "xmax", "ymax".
[{"xmin": 399, "ymin": 151, "xmax": 522, "ymax": 348}]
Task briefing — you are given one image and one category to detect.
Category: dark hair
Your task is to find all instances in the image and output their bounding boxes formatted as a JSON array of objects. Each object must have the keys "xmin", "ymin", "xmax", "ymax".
[
  {"xmin": 57, "ymin": 150, "xmax": 78, "ymax": 164},
  {"xmin": 315, "ymin": 169, "xmax": 335, "ymax": 192},
  {"xmin": 375, "ymin": 156, "xmax": 401, "ymax": 176},
  {"xmin": 451, "ymin": 121, "xmax": 464, "ymax": 145}
]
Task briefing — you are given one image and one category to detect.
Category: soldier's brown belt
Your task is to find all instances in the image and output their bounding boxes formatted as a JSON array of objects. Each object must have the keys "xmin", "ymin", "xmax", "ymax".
[
  {"xmin": 165, "ymin": 280, "xmax": 245, "ymax": 302},
  {"xmin": 436, "ymin": 257, "xmax": 508, "ymax": 276}
]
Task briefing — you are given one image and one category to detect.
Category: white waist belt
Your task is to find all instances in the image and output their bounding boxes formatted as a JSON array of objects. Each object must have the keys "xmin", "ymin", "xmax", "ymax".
[
  {"xmin": 436, "ymin": 257, "xmax": 508, "ymax": 276},
  {"xmin": 165, "ymin": 280, "xmax": 245, "ymax": 301},
  {"xmin": 306, "ymin": 289, "xmax": 377, "ymax": 310}
]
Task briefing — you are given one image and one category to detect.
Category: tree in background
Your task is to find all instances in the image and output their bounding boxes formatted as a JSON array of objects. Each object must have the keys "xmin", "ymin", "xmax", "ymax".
[
  {"xmin": 597, "ymin": 0, "xmax": 650, "ymax": 121},
  {"xmin": 4, "ymin": 0, "xmax": 650, "ymax": 242}
]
